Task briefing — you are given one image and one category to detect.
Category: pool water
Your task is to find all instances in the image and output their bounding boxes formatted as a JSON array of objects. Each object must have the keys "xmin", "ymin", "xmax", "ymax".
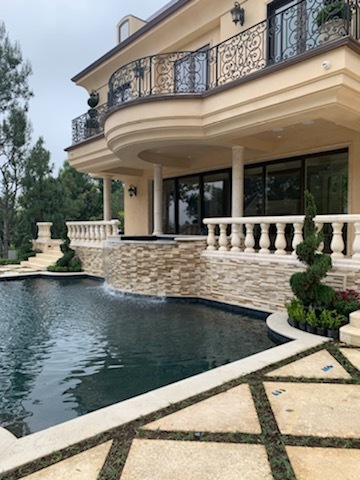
[{"xmin": 0, "ymin": 277, "xmax": 274, "ymax": 437}]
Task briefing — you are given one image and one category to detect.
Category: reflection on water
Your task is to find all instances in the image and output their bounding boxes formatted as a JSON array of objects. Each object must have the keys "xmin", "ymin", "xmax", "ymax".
[{"xmin": 0, "ymin": 278, "xmax": 274, "ymax": 437}]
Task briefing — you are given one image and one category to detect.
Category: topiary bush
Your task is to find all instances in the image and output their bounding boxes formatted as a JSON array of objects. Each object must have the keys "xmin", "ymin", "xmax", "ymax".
[
  {"xmin": 47, "ymin": 236, "xmax": 82, "ymax": 273},
  {"xmin": 290, "ymin": 191, "xmax": 334, "ymax": 308}
]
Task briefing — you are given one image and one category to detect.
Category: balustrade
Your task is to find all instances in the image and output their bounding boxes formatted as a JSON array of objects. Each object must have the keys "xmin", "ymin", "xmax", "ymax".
[
  {"xmin": 66, "ymin": 220, "xmax": 120, "ymax": 244},
  {"xmin": 203, "ymin": 215, "xmax": 360, "ymax": 261},
  {"xmin": 71, "ymin": 0, "xmax": 359, "ymax": 144}
]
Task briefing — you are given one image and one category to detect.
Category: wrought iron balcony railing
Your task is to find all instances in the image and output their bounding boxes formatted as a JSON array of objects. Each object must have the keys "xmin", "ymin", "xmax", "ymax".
[{"xmin": 72, "ymin": 0, "xmax": 359, "ymax": 144}]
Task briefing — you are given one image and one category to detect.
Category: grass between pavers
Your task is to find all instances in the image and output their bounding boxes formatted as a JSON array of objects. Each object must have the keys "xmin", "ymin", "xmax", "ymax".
[{"xmin": 2, "ymin": 342, "xmax": 360, "ymax": 480}]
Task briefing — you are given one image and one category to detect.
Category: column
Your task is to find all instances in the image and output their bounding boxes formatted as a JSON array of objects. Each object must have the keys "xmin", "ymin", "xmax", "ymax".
[
  {"xmin": 153, "ymin": 164, "xmax": 163, "ymax": 236},
  {"xmin": 103, "ymin": 176, "xmax": 112, "ymax": 221},
  {"xmin": 232, "ymin": 146, "xmax": 245, "ymax": 218}
]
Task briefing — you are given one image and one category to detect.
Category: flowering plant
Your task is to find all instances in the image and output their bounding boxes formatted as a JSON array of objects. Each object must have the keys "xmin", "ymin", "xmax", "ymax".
[{"xmin": 331, "ymin": 289, "xmax": 360, "ymax": 321}]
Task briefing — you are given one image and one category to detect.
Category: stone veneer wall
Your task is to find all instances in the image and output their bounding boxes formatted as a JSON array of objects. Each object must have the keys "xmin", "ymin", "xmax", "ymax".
[
  {"xmin": 73, "ymin": 241, "xmax": 360, "ymax": 312},
  {"xmin": 200, "ymin": 253, "xmax": 360, "ymax": 312},
  {"xmin": 75, "ymin": 245, "xmax": 106, "ymax": 277},
  {"xmin": 103, "ymin": 239, "xmax": 206, "ymax": 296}
]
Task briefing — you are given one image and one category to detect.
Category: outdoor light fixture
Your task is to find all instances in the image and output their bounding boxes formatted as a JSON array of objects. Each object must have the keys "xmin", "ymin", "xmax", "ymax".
[
  {"xmin": 128, "ymin": 184, "xmax": 137, "ymax": 197},
  {"xmin": 231, "ymin": 2, "xmax": 245, "ymax": 26}
]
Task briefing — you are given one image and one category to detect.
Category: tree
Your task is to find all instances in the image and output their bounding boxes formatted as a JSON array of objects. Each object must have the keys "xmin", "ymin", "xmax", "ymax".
[{"xmin": 0, "ymin": 22, "xmax": 32, "ymax": 257}]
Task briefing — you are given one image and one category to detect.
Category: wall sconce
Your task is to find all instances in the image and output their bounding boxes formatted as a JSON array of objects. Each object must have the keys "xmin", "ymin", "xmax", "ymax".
[
  {"xmin": 128, "ymin": 184, "xmax": 137, "ymax": 197},
  {"xmin": 231, "ymin": 2, "xmax": 245, "ymax": 26}
]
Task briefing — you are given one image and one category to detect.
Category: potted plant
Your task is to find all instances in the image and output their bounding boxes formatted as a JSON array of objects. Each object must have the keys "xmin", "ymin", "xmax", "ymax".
[
  {"xmin": 318, "ymin": 309, "xmax": 331, "ymax": 336},
  {"xmin": 326, "ymin": 310, "xmax": 344, "ymax": 339},
  {"xmin": 286, "ymin": 298, "xmax": 305, "ymax": 328},
  {"xmin": 306, "ymin": 306, "xmax": 318, "ymax": 334},
  {"xmin": 317, "ymin": 1, "xmax": 352, "ymax": 43}
]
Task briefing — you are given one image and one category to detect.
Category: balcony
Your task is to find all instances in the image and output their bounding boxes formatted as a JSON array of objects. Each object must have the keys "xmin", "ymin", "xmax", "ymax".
[{"xmin": 71, "ymin": 0, "xmax": 360, "ymax": 145}]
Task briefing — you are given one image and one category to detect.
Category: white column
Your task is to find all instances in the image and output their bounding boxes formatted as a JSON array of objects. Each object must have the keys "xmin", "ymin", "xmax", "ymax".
[
  {"xmin": 103, "ymin": 176, "xmax": 112, "ymax": 221},
  {"xmin": 232, "ymin": 146, "xmax": 245, "ymax": 218},
  {"xmin": 153, "ymin": 164, "xmax": 163, "ymax": 236}
]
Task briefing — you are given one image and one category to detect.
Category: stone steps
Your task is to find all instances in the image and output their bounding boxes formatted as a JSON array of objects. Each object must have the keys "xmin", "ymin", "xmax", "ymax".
[{"xmin": 20, "ymin": 248, "xmax": 62, "ymax": 271}]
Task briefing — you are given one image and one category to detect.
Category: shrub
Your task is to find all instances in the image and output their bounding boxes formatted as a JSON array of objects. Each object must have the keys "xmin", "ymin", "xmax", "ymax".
[
  {"xmin": 285, "ymin": 298, "xmax": 306, "ymax": 324},
  {"xmin": 306, "ymin": 306, "xmax": 318, "ymax": 327},
  {"xmin": 290, "ymin": 191, "xmax": 334, "ymax": 308},
  {"xmin": 48, "ymin": 236, "xmax": 82, "ymax": 273},
  {"xmin": 0, "ymin": 258, "xmax": 20, "ymax": 265},
  {"xmin": 332, "ymin": 289, "xmax": 360, "ymax": 318},
  {"xmin": 316, "ymin": 1, "xmax": 351, "ymax": 28}
]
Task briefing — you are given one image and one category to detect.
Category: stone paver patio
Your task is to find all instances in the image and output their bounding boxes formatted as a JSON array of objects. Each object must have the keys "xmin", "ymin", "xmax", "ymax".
[{"xmin": 0, "ymin": 312, "xmax": 359, "ymax": 479}]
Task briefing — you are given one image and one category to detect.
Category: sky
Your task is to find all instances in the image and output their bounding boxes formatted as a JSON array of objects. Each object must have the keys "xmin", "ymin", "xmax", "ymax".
[{"xmin": 1, "ymin": 0, "xmax": 170, "ymax": 172}]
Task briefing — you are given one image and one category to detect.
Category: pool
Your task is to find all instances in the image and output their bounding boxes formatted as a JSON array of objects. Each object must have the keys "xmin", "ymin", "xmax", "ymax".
[{"xmin": 0, "ymin": 277, "xmax": 274, "ymax": 437}]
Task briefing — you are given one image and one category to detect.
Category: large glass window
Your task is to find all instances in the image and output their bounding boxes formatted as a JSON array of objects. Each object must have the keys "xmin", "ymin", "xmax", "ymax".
[
  {"xmin": 266, "ymin": 160, "xmax": 301, "ymax": 215},
  {"xmin": 178, "ymin": 176, "xmax": 200, "ymax": 235},
  {"xmin": 244, "ymin": 149, "xmax": 348, "ymax": 217},
  {"xmin": 203, "ymin": 172, "xmax": 230, "ymax": 218},
  {"xmin": 162, "ymin": 170, "xmax": 231, "ymax": 234},
  {"xmin": 244, "ymin": 166, "xmax": 263, "ymax": 216},
  {"xmin": 306, "ymin": 152, "xmax": 348, "ymax": 214}
]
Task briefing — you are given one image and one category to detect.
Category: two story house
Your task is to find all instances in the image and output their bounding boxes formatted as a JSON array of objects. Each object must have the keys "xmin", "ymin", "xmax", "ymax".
[{"xmin": 64, "ymin": 0, "xmax": 360, "ymax": 311}]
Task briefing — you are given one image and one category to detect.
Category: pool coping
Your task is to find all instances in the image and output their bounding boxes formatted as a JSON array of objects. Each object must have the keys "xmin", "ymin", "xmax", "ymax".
[{"xmin": 0, "ymin": 312, "xmax": 329, "ymax": 474}]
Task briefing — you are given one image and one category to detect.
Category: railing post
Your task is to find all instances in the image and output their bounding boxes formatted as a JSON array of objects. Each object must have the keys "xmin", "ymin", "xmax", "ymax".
[
  {"xmin": 231, "ymin": 223, "xmax": 241, "ymax": 252},
  {"xmin": 218, "ymin": 223, "xmax": 229, "ymax": 251},
  {"xmin": 292, "ymin": 221, "xmax": 303, "ymax": 256},
  {"xmin": 315, "ymin": 221, "xmax": 324, "ymax": 252},
  {"xmin": 244, "ymin": 223, "xmax": 255, "ymax": 253},
  {"xmin": 206, "ymin": 224, "xmax": 217, "ymax": 251},
  {"xmin": 275, "ymin": 222, "xmax": 287, "ymax": 255},
  {"xmin": 352, "ymin": 222, "xmax": 360, "ymax": 260},
  {"xmin": 330, "ymin": 221, "xmax": 344, "ymax": 258},
  {"xmin": 259, "ymin": 223, "xmax": 270, "ymax": 254}
]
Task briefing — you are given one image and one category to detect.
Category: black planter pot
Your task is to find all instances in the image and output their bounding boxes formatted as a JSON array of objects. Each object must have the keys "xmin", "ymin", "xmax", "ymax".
[
  {"xmin": 288, "ymin": 317, "xmax": 299, "ymax": 328},
  {"xmin": 327, "ymin": 329, "xmax": 339, "ymax": 340},
  {"xmin": 306, "ymin": 325, "xmax": 317, "ymax": 334},
  {"xmin": 299, "ymin": 322, "xmax": 307, "ymax": 331},
  {"xmin": 316, "ymin": 326, "xmax": 327, "ymax": 336}
]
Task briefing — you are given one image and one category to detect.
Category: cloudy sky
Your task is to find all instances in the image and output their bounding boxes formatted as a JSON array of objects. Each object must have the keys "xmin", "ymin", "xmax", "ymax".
[{"xmin": 1, "ymin": 0, "xmax": 170, "ymax": 171}]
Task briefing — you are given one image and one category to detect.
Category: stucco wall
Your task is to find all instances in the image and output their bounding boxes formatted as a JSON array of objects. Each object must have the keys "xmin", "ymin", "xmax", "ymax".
[{"xmin": 74, "ymin": 240, "xmax": 360, "ymax": 312}]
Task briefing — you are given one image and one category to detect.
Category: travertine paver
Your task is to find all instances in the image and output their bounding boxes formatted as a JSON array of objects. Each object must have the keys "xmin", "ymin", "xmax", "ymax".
[
  {"xmin": 264, "ymin": 382, "xmax": 360, "ymax": 437},
  {"xmin": 121, "ymin": 439, "xmax": 273, "ymax": 480},
  {"xmin": 143, "ymin": 384, "xmax": 261, "ymax": 433},
  {"xmin": 286, "ymin": 446, "xmax": 360, "ymax": 480},
  {"xmin": 22, "ymin": 441, "xmax": 112, "ymax": 480},
  {"xmin": 340, "ymin": 348, "xmax": 360, "ymax": 371},
  {"xmin": 266, "ymin": 350, "xmax": 351, "ymax": 379}
]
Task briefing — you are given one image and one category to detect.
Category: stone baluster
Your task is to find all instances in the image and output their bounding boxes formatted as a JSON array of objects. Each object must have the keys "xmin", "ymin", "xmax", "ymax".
[
  {"xmin": 292, "ymin": 222, "xmax": 303, "ymax": 256},
  {"xmin": 330, "ymin": 221, "xmax": 344, "ymax": 258},
  {"xmin": 100, "ymin": 224, "xmax": 105, "ymax": 241},
  {"xmin": 259, "ymin": 223, "xmax": 270, "ymax": 254},
  {"xmin": 275, "ymin": 222, "xmax": 287, "ymax": 255},
  {"xmin": 352, "ymin": 222, "xmax": 360, "ymax": 260},
  {"xmin": 315, "ymin": 222, "xmax": 324, "ymax": 252},
  {"xmin": 218, "ymin": 224, "xmax": 229, "ymax": 252},
  {"xmin": 206, "ymin": 224, "xmax": 217, "ymax": 251},
  {"xmin": 231, "ymin": 223, "xmax": 241, "ymax": 252},
  {"xmin": 244, "ymin": 223, "xmax": 255, "ymax": 253},
  {"xmin": 95, "ymin": 224, "xmax": 100, "ymax": 242}
]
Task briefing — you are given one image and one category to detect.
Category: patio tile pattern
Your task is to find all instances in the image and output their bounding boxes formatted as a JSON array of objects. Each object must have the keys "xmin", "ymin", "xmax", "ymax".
[
  {"xmin": 3, "ymin": 343, "xmax": 360, "ymax": 480},
  {"xmin": 120, "ymin": 440, "xmax": 273, "ymax": 480},
  {"xmin": 143, "ymin": 384, "xmax": 261, "ymax": 434}
]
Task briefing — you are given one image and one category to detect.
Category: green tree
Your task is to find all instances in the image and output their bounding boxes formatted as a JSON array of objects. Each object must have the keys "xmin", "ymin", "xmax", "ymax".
[{"xmin": 0, "ymin": 22, "xmax": 32, "ymax": 257}]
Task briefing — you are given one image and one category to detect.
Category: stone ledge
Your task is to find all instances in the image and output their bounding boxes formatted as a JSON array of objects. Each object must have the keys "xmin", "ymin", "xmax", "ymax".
[{"xmin": 340, "ymin": 310, "xmax": 360, "ymax": 346}]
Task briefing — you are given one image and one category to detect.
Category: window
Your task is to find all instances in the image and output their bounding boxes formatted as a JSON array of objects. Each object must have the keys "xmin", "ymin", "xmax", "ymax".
[
  {"xmin": 244, "ymin": 150, "xmax": 348, "ymax": 216},
  {"xmin": 175, "ymin": 45, "xmax": 209, "ymax": 93},
  {"xmin": 119, "ymin": 20, "xmax": 129, "ymax": 43},
  {"xmin": 163, "ymin": 170, "xmax": 231, "ymax": 234}
]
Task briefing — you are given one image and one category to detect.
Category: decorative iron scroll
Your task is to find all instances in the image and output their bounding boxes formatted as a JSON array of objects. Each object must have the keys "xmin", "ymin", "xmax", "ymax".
[{"xmin": 72, "ymin": 0, "xmax": 358, "ymax": 144}]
